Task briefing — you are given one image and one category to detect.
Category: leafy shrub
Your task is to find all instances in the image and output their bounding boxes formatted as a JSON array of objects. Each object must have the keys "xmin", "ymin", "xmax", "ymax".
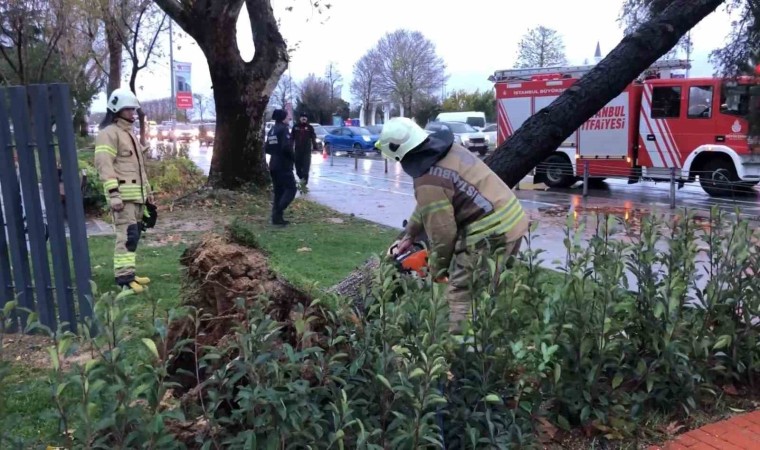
[
  {"xmin": 12, "ymin": 207, "xmax": 760, "ymax": 448},
  {"xmin": 78, "ymin": 158, "xmax": 107, "ymax": 214},
  {"xmin": 147, "ymin": 157, "xmax": 206, "ymax": 199}
]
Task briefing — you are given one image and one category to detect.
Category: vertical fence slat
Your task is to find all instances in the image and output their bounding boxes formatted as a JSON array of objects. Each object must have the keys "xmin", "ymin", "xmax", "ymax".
[
  {"xmin": 0, "ymin": 198, "xmax": 14, "ymax": 309},
  {"xmin": 0, "ymin": 89, "xmax": 15, "ymax": 307},
  {"xmin": 50, "ymin": 84, "xmax": 93, "ymax": 325},
  {"xmin": 0, "ymin": 88, "xmax": 34, "ymax": 328},
  {"xmin": 8, "ymin": 87, "xmax": 56, "ymax": 330},
  {"xmin": 29, "ymin": 85, "xmax": 77, "ymax": 332}
]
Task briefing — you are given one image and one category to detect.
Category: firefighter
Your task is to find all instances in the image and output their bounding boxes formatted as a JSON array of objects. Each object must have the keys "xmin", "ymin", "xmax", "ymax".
[
  {"xmin": 94, "ymin": 88, "xmax": 153, "ymax": 297},
  {"xmin": 266, "ymin": 109, "xmax": 297, "ymax": 225},
  {"xmin": 291, "ymin": 112, "xmax": 318, "ymax": 187},
  {"xmin": 377, "ymin": 117, "xmax": 529, "ymax": 336}
]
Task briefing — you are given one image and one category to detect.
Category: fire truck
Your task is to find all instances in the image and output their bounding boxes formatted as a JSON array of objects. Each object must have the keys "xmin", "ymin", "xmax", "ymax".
[{"xmin": 492, "ymin": 60, "xmax": 760, "ymax": 196}]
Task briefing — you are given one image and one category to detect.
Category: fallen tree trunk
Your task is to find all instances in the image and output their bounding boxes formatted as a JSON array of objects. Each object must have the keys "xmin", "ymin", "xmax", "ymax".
[{"xmin": 486, "ymin": 0, "xmax": 726, "ymax": 188}]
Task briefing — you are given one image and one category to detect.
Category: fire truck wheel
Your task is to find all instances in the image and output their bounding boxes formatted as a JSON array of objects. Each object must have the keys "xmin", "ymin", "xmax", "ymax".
[
  {"xmin": 541, "ymin": 154, "xmax": 576, "ymax": 188},
  {"xmin": 699, "ymin": 159, "xmax": 739, "ymax": 197}
]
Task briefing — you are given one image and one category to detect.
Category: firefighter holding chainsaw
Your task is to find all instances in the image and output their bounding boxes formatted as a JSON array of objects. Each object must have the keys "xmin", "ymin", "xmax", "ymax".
[{"xmin": 376, "ymin": 117, "xmax": 529, "ymax": 335}]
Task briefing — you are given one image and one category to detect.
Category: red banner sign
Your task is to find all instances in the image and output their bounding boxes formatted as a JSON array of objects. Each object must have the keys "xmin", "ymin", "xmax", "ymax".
[{"xmin": 176, "ymin": 92, "xmax": 193, "ymax": 109}]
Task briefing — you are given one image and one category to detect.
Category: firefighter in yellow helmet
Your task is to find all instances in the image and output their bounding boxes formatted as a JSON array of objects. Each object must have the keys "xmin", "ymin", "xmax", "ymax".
[
  {"xmin": 377, "ymin": 117, "xmax": 529, "ymax": 336},
  {"xmin": 93, "ymin": 88, "xmax": 153, "ymax": 298}
]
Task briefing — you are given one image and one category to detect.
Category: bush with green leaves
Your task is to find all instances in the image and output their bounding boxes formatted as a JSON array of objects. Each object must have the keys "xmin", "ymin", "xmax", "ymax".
[
  {"xmin": 5, "ymin": 206, "xmax": 759, "ymax": 448},
  {"xmin": 146, "ymin": 157, "xmax": 206, "ymax": 198},
  {"xmin": 78, "ymin": 158, "xmax": 107, "ymax": 213}
]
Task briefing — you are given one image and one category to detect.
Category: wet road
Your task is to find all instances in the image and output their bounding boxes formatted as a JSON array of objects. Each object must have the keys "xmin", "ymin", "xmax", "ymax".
[{"xmin": 186, "ymin": 147, "xmax": 760, "ymax": 270}]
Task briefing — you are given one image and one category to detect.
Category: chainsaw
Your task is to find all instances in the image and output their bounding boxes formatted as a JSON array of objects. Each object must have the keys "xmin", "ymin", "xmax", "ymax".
[
  {"xmin": 389, "ymin": 241, "xmax": 429, "ymax": 278},
  {"xmin": 389, "ymin": 220, "xmax": 451, "ymax": 283}
]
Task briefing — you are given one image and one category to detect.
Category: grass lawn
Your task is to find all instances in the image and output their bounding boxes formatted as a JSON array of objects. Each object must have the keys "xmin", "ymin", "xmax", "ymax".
[{"xmin": 0, "ymin": 193, "xmax": 401, "ymax": 446}]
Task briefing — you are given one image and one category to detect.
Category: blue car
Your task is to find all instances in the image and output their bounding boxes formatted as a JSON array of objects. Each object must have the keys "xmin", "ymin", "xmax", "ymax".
[{"xmin": 323, "ymin": 126, "xmax": 378, "ymax": 155}]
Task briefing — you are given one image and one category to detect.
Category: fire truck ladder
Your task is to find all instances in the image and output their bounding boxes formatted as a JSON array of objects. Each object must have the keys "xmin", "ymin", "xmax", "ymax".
[{"xmin": 491, "ymin": 59, "xmax": 691, "ymax": 82}]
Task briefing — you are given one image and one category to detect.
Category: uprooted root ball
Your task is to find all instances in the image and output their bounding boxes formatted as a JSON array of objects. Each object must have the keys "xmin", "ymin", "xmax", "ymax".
[{"xmin": 163, "ymin": 233, "xmax": 325, "ymax": 393}]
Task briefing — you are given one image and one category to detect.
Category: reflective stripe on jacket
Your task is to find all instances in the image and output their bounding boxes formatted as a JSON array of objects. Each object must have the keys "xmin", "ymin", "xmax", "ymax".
[
  {"xmin": 405, "ymin": 144, "xmax": 529, "ymax": 273},
  {"xmin": 93, "ymin": 118, "xmax": 151, "ymax": 203}
]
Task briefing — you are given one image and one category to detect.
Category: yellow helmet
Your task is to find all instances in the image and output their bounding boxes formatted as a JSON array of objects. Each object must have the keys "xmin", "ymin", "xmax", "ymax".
[{"xmin": 374, "ymin": 117, "xmax": 429, "ymax": 161}]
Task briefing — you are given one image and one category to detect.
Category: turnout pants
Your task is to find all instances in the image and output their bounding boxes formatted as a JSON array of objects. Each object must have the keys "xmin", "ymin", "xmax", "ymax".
[
  {"xmin": 445, "ymin": 233, "xmax": 523, "ymax": 333},
  {"xmin": 295, "ymin": 148, "xmax": 311, "ymax": 183},
  {"xmin": 270, "ymin": 169, "xmax": 297, "ymax": 220},
  {"xmin": 112, "ymin": 202, "xmax": 144, "ymax": 286}
]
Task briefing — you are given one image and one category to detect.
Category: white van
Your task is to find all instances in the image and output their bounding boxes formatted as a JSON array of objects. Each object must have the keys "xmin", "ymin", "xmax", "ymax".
[{"xmin": 435, "ymin": 111, "xmax": 486, "ymax": 130}]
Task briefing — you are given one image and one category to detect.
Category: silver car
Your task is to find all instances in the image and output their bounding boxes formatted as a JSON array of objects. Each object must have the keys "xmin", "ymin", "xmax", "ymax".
[
  {"xmin": 424, "ymin": 121, "xmax": 489, "ymax": 156},
  {"xmin": 482, "ymin": 123, "xmax": 497, "ymax": 149}
]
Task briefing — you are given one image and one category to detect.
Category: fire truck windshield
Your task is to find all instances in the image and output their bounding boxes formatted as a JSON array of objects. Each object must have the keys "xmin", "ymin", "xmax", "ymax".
[{"xmin": 720, "ymin": 84, "xmax": 752, "ymax": 116}]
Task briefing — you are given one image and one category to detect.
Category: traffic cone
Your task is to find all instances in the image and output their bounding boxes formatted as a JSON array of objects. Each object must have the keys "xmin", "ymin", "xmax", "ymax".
[{"xmin": 322, "ymin": 147, "xmax": 328, "ymax": 159}]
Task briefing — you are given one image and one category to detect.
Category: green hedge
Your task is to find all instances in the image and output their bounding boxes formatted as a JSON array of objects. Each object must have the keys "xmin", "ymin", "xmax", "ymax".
[{"xmin": 5, "ymin": 207, "xmax": 759, "ymax": 449}]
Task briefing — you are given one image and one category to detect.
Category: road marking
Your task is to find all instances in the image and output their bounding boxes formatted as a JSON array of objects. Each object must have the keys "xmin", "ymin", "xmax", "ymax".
[
  {"xmin": 315, "ymin": 176, "xmax": 415, "ymax": 197},
  {"xmin": 519, "ymin": 198, "xmax": 559, "ymax": 207}
]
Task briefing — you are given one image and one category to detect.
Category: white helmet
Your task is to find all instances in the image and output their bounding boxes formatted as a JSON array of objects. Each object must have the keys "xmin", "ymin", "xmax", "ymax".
[
  {"xmin": 375, "ymin": 117, "xmax": 429, "ymax": 161},
  {"xmin": 107, "ymin": 88, "xmax": 140, "ymax": 113}
]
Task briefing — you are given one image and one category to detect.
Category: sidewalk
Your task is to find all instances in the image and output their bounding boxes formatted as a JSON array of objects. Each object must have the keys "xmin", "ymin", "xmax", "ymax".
[{"xmin": 649, "ymin": 410, "xmax": 760, "ymax": 450}]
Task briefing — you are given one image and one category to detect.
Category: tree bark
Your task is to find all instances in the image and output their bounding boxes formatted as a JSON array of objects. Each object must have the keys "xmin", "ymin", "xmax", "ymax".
[
  {"xmin": 105, "ymin": 18, "xmax": 122, "ymax": 96},
  {"xmin": 153, "ymin": 0, "xmax": 289, "ymax": 190},
  {"xmin": 128, "ymin": 62, "xmax": 148, "ymax": 145},
  {"xmin": 485, "ymin": 0, "xmax": 726, "ymax": 188}
]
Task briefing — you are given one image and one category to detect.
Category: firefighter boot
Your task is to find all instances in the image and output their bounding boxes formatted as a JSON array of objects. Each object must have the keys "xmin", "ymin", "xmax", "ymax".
[
  {"xmin": 134, "ymin": 276, "xmax": 151, "ymax": 285},
  {"xmin": 115, "ymin": 281, "xmax": 144, "ymax": 300}
]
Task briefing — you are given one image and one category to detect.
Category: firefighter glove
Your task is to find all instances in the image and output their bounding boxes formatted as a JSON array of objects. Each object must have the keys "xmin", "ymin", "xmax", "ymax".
[{"xmin": 109, "ymin": 191, "xmax": 124, "ymax": 211}]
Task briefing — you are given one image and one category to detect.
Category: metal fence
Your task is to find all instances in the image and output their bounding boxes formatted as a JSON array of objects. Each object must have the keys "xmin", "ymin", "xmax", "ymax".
[{"xmin": 0, "ymin": 84, "xmax": 93, "ymax": 333}]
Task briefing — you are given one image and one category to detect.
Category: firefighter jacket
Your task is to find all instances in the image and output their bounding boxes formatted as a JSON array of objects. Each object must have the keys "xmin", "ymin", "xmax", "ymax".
[
  {"xmin": 94, "ymin": 118, "xmax": 151, "ymax": 203},
  {"xmin": 403, "ymin": 134, "xmax": 529, "ymax": 274},
  {"xmin": 291, "ymin": 122, "xmax": 317, "ymax": 153},
  {"xmin": 266, "ymin": 121, "xmax": 295, "ymax": 172}
]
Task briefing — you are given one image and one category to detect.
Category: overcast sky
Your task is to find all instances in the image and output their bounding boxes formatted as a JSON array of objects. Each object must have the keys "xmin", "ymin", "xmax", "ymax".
[{"xmin": 91, "ymin": 0, "xmax": 737, "ymax": 113}]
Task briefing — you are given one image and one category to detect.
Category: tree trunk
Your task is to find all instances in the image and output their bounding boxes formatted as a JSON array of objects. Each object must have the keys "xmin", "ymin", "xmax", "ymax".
[
  {"xmin": 73, "ymin": 108, "xmax": 88, "ymax": 137},
  {"xmin": 105, "ymin": 19, "xmax": 122, "ymax": 96},
  {"xmin": 209, "ymin": 72, "xmax": 272, "ymax": 188},
  {"xmin": 128, "ymin": 66, "xmax": 148, "ymax": 145},
  {"xmin": 484, "ymin": 0, "xmax": 726, "ymax": 188},
  {"xmin": 153, "ymin": 0, "xmax": 289, "ymax": 190}
]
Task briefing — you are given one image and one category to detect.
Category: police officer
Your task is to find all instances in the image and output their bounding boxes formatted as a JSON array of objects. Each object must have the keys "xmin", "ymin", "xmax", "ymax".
[
  {"xmin": 94, "ymin": 88, "xmax": 153, "ymax": 297},
  {"xmin": 291, "ymin": 112, "xmax": 317, "ymax": 187},
  {"xmin": 376, "ymin": 117, "xmax": 529, "ymax": 336},
  {"xmin": 266, "ymin": 109, "xmax": 297, "ymax": 225}
]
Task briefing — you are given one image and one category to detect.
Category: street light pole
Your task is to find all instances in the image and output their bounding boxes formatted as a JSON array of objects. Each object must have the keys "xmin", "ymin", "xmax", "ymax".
[{"xmin": 169, "ymin": 20, "xmax": 176, "ymax": 153}]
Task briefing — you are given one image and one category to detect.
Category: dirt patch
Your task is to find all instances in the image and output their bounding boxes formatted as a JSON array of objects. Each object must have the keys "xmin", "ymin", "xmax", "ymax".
[{"xmin": 1, "ymin": 333, "xmax": 93, "ymax": 372}]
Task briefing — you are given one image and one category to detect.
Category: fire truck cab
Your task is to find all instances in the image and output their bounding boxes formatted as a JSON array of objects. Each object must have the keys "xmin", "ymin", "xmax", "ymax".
[{"xmin": 492, "ymin": 60, "xmax": 760, "ymax": 196}]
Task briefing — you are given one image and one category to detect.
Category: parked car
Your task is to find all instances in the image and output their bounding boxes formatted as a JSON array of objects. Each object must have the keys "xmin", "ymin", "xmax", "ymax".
[
  {"xmin": 173, "ymin": 123, "xmax": 199, "ymax": 143},
  {"xmin": 364, "ymin": 125, "xmax": 383, "ymax": 141},
  {"xmin": 311, "ymin": 123, "xmax": 328, "ymax": 151},
  {"xmin": 157, "ymin": 125, "xmax": 172, "ymax": 140},
  {"xmin": 435, "ymin": 111, "xmax": 486, "ymax": 130},
  {"xmin": 323, "ymin": 126, "xmax": 378, "ymax": 155},
  {"xmin": 200, "ymin": 122, "xmax": 215, "ymax": 145},
  {"xmin": 482, "ymin": 123, "xmax": 497, "ymax": 149},
  {"xmin": 425, "ymin": 121, "xmax": 488, "ymax": 156}
]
